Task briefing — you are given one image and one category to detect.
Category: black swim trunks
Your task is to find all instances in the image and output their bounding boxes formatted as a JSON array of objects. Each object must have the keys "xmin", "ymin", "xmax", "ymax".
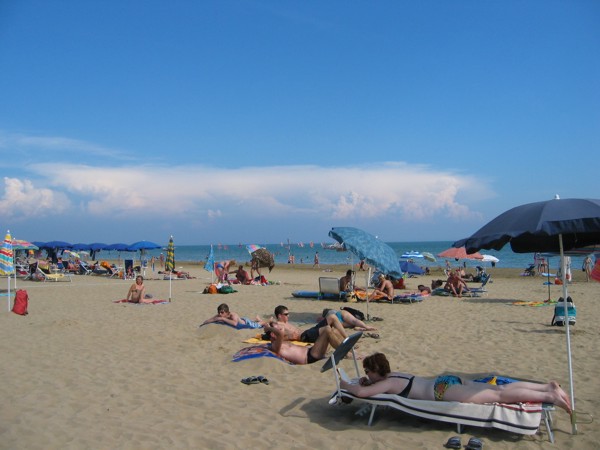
[
  {"xmin": 300, "ymin": 326, "xmax": 320, "ymax": 343},
  {"xmin": 306, "ymin": 348, "xmax": 320, "ymax": 364}
]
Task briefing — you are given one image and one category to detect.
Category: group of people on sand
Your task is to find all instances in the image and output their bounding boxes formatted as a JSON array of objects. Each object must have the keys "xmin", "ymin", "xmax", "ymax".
[{"xmin": 201, "ymin": 301, "xmax": 572, "ymax": 416}]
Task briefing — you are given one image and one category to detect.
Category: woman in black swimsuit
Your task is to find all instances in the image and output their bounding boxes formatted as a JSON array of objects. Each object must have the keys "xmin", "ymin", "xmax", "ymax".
[{"xmin": 340, "ymin": 353, "xmax": 572, "ymax": 414}]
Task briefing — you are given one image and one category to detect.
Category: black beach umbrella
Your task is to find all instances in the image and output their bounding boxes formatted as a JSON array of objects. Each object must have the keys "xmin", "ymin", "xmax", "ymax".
[{"xmin": 454, "ymin": 196, "xmax": 600, "ymax": 435}]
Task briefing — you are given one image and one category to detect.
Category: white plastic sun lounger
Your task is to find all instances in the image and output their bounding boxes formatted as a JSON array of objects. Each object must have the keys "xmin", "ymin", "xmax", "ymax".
[{"xmin": 321, "ymin": 332, "xmax": 555, "ymax": 442}]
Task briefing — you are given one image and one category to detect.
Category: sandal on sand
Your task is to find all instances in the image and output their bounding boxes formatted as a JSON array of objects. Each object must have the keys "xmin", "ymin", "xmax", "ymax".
[
  {"xmin": 444, "ymin": 436, "xmax": 461, "ymax": 449},
  {"xmin": 364, "ymin": 332, "xmax": 381, "ymax": 339},
  {"xmin": 241, "ymin": 376, "xmax": 260, "ymax": 385},
  {"xmin": 370, "ymin": 316, "xmax": 384, "ymax": 322},
  {"xmin": 257, "ymin": 376, "xmax": 269, "ymax": 385},
  {"xmin": 465, "ymin": 437, "xmax": 483, "ymax": 450}
]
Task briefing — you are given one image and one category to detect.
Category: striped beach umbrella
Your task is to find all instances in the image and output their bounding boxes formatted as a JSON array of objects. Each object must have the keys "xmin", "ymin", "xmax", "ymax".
[
  {"xmin": 165, "ymin": 236, "xmax": 175, "ymax": 302},
  {"xmin": 0, "ymin": 231, "xmax": 14, "ymax": 311}
]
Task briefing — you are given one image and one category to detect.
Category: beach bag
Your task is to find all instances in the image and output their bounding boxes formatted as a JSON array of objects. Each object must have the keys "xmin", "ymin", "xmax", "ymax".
[
  {"xmin": 12, "ymin": 289, "xmax": 29, "ymax": 315},
  {"xmin": 219, "ymin": 285, "xmax": 235, "ymax": 294},
  {"xmin": 551, "ymin": 297, "xmax": 576, "ymax": 326},
  {"xmin": 341, "ymin": 306, "xmax": 365, "ymax": 321}
]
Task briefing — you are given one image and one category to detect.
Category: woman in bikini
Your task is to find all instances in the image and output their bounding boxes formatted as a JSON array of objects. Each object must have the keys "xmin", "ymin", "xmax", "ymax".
[
  {"xmin": 126, "ymin": 275, "xmax": 152, "ymax": 303},
  {"xmin": 340, "ymin": 353, "xmax": 572, "ymax": 414}
]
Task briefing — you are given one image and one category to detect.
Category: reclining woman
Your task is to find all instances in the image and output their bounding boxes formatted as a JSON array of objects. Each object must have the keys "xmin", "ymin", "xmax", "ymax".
[{"xmin": 340, "ymin": 353, "xmax": 572, "ymax": 414}]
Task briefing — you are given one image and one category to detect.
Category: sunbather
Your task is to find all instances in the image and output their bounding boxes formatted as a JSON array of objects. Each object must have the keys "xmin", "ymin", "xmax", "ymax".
[
  {"xmin": 126, "ymin": 275, "xmax": 154, "ymax": 303},
  {"xmin": 263, "ymin": 322, "xmax": 344, "ymax": 365},
  {"xmin": 269, "ymin": 305, "xmax": 348, "ymax": 343},
  {"xmin": 339, "ymin": 269, "xmax": 354, "ymax": 292},
  {"xmin": 230, "ymin": 265, "xmax": 252, "ymax": 284},
  {"xmin": 321, "ymin": 308, "xmax": 376, "ymax": 331},
  {"xmin": 369, "ymin": 274, "xmax": 394, "ymax": 301},
  {"xmin": 202, "ymin": 303, "xmax": 264, "ymax": 329},
  {"xmin": 444, "ymin": 270, "xmax": 469, "ymax": 297},
  {"xmin": 340, "ymin": 352, "xmax": 572, "ymax": 414}
]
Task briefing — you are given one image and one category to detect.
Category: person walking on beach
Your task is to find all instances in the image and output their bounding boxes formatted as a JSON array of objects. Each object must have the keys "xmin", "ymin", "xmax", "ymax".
[{"xmin": 313, "ymin": 252, "xmax": 320, "ymax": 269}]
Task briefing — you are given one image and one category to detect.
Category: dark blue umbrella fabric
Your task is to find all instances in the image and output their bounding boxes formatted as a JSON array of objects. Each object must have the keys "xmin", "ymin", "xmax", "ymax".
[
  {"xmin": 128, "ymin": 241, "xmax": 161, "ymax": 251},
  {"xmin": 39, "ymin": 241, "xmax": 73, "ymax": 249},
  {"xmin": 106, "ymin": 243, "xmax": 132, "ymax": 251},
  {"xmin": 400, "ymin": 260, "xmax": 425, "ymax": 275},
  {"xmin": 454, "ymin": 197, "xmax": 600, "ymax": 254},
  {"xmin": 88, "ymin": 242, "xmax": 109, "ymax": 251},
  {"xmin": 329, "ymin": 227, "xmax": 402, "ymax": 278},
  {"xmin": 72, "ymin": 243, "xmax": 92, "ymax": 251},
  {"xmin": 453, "ymin": 197, "xmax": 600, "ymax": 435}
]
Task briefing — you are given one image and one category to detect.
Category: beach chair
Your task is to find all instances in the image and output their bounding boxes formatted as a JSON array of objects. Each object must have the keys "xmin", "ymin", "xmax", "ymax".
[
  {"xmin": 318, "ymin": 277, "xmax": 343, "ymax": 300},
  {"xmin": 78, "ymin": 260, "xmax": 92, "ymax": 275},
  {"xmin": 467, "ymin": 273, "xmax": 491, "ymax": 295},
  {"xmin": 36, "ymin": 265, "xmax": 72, "ymax": 282},
  {"xmin": 321, "ymin": 333, "xmax": 556, "ymax": 442}
]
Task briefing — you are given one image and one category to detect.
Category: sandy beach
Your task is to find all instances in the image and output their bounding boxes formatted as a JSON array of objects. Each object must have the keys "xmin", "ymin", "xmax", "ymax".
[{"xmin": 0, "ymin": 263, "xmax": 598, "ymax": 450}]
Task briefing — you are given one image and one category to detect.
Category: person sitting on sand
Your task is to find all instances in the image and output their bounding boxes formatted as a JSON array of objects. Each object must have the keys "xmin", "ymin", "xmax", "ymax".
[
  {"xmin": 339, "ymin": 269, "xmax": 354, "ymax": 292},
  {"xmin": 321, "ymin": 308, "xmax": 377, "ymax": 331},
  {"xmin": 340, "ymin": 352, "xmax": 572, "ymax": 414},
  {"xmin": 263, "ymin": 322, "xmax": 345, "ymax": 365},
  {"xmin": 369, "ymin": 274, "xmax": 395, "ymax": 301},
  {"xmin": 202, "ymin": 303, "xmax": 264, "ymax": 329},
  {"xmin": 444, "ymin": 270, "xmax": 469, "ymax": 297},
  {"xmin": 230, "ymin": 265, "xmax": 252, "ymax": 285},
  {"xmin": 126, "ymin": 275, "xmax": 154, "ymax": 303}
]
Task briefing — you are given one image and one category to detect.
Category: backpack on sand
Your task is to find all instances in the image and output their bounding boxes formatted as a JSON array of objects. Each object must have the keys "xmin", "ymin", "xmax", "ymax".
[{"xmin": 12, "ymin": 289, "xmax": 29, "ymax": 315}]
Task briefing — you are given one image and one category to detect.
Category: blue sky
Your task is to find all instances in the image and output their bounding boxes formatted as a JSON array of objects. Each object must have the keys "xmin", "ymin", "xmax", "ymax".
[{"xmin": 1, "ymin": 1, "xmax": 598, "ymax": 246}]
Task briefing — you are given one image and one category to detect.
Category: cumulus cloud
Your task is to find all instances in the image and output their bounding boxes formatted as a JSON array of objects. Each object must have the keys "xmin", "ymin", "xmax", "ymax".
[
  {"xmin": 0, "ymin": 177, "xmax": 70, "ymax": 219},
  {"xmin": 15, "ymin": 161, "xmax": 490, "ymax": 225}
]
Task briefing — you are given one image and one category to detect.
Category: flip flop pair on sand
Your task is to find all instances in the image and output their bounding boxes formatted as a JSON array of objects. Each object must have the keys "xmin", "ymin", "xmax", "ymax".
[
  {"xmin": 241, "ymin": 376, "xmax": 269, "ymax": 385},
  {"xmin": 445, "ymin": 436, "xmax": 483, "ymax": 449}
]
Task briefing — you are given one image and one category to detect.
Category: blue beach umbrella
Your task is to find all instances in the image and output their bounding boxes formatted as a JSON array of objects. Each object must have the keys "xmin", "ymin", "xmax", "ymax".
[
  {"xmin": 454, "ymin": 196, "xmax": 600, "ymax": 435},
  {"xmin": 400, "ymin": 260, "xmax": 425, "ymax": 275},
  {"xmin": 328, "ymin": 227, "xmax": 402, "ymax": 278}
]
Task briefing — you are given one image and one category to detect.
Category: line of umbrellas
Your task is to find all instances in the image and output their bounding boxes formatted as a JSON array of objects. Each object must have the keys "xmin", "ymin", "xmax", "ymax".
[{"xmin": 31, "ymin": 240, "xmax": 163, "ymax": 253}]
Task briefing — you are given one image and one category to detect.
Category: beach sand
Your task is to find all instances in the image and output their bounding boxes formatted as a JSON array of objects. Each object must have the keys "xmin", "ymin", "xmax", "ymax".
[{"xmin": 0, "ymin": 263, "xmax": 598, "ymax": 449}]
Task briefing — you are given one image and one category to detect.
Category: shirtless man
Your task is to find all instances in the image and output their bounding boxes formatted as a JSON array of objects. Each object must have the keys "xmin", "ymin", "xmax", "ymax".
[
  {"xmin": 444, "ymin": 270, "xmax": 469, "ymax": 297},
  {"xmin": 369, "ymin": 274, "xmax": 394, "ymax": 301},
  {"xmin": 339, "ymin": 269, "xmax": 354, "ymax": 292},
  {"xmin": 263, "ymin": 322, "xmax": 344, "ymax": 365},
  {"xmin": 230, "ymin": 265, "xmax": 252, "ymax": 284},
  {"xmin": 202, "ymin": 303, "xmax": 264, "ymax": 329},
  {"xmin": 272, "ymin": 305, "xmax": 348, "ymax": 343}
]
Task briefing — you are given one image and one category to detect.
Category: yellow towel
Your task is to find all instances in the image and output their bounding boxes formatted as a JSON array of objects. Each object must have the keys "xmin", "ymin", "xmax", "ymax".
[{"xmin": 243, "ymin": 336, "xmax": 311, "ymax": 346}]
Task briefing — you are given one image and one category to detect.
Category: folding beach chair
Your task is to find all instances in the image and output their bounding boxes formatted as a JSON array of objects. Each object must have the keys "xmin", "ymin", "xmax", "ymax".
[{"xmin": 318, "ymin": 277, "xmax": 344, "ymax": 300}]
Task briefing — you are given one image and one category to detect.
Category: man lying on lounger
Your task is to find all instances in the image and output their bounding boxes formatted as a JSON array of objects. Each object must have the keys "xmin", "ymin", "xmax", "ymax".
[{"xmin": 263, "ymin": 322, "xmax": 345, "ymax": 365}]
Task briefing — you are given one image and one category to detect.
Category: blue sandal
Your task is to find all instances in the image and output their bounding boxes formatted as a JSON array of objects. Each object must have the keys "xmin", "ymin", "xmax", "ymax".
[
  {"xmin": 466, "ymin": 437, "xmax": 483, "ymax": 450},
  {"xmin": 444, "ymin": 436, "xmax": 461, "ymax": 449}
]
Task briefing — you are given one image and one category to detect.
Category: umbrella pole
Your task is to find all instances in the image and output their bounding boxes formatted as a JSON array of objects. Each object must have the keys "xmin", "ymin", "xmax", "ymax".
[
  {"xmin": 169, "ymin": 276, "xmax": 172, "ymax": 302},
  {"xmin": 366, "ymin": 267, "xmax": 371, "ymax": 321},
  {"xmin": 559, "ymin": 235, "xmax": 577, "ymax": 434}
]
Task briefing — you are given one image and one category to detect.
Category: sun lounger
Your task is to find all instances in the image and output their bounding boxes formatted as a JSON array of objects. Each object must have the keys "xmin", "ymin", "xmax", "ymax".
[
  {"xmin": 36, "ymin": 266, "xmax": 72, "ymax": 282},
  {"xmin": 321, "ymin": 332, "xmax": 556, "ymax": 442}
]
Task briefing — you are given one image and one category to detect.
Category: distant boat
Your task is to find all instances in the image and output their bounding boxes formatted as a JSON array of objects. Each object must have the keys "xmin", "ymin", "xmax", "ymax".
[{"xmin": 323, "ymin": 242, "xmax": 346, "ymax": 251}]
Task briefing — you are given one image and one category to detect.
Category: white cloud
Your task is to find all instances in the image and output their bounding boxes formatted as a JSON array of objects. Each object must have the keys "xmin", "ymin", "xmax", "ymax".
[
  {"xmin": 0, "ymin": 177, "xmax": 70, "ymax": 219},
  {"xmin": 16, "ymin": 162, "xmax": 490, "ymax": 225}
]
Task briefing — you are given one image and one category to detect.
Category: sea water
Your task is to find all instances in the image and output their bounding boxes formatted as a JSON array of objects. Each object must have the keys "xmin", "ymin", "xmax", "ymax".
[{"xmin": 110, "ymin": 241, "xmax": 586, "ymax": 272}]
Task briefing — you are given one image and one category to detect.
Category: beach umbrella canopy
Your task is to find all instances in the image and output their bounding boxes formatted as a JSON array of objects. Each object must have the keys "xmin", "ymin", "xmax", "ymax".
[
  {"xmin": 39, "ymin": 241, "xmax": 73, "ymax": 250},
  {"xmin": 422, "ymin": 251, "xmax": 437, "ymax": 262},
  {"xmin": 72, "ymin": 243, "xmax": 92, "ymax": 251},
  {"xmin": 399, "ymin": 260, "xmax": 425, "ymax": 275},
  {"xmin": 401, "ymin": 251, "xmax": 423, "ymax": 259},
  {"xmin": 128, "ymin": 241, "xmax": 161, "ymax": 251},
  {"xmin": 1, "ymin": 231, "xmax": 14, "ymax": 311},
  {"xmin": 246, "ymin": 244, "xmax": 263, "ymax": 254},
  {"xmin": 165, "ymin": 236, "xmax": 175, "ymax": 272},
  {"xmin": 11, "ymin": 239, "xmax": 38, "ymax": 250},
  {"xmin": 88, "ymin": 242, "xmax": 109, "ymax": 251},
  {"xmin": 481, "ymin": 254, "xmax": 499, "ymax": 263},
  {"xmin": 438, "ymin": 246, "xmax": 483, "ymax": 260},
  {"xmin": 250, "ymin": 248, "xmax": 275, "ymax": 272},
  {"xmin": 328, "ymin": 227, "xmax": 402, "ymax": 278},
  {"xmin": 453, "ymin": 196, "xmax": 600, "ymax": 435}
]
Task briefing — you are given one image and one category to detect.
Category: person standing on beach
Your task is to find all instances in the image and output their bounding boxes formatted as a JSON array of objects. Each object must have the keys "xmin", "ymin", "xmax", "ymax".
[
  {"xmin": 313, "ymin": 252, "xmax": 320, "ymax": 269},
  {"xmin": 584, "ymin": 255, "xmax": 593, "ymax": 281},
  {"xmin": 159, "ymin": 253, "xmax": 164, "ymax": 269}
]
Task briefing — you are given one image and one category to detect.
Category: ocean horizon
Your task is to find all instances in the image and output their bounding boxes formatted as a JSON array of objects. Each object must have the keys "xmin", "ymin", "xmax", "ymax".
[{"xmin": 93, "ymin": 241, "xmax": 588, "ymax": 272}]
